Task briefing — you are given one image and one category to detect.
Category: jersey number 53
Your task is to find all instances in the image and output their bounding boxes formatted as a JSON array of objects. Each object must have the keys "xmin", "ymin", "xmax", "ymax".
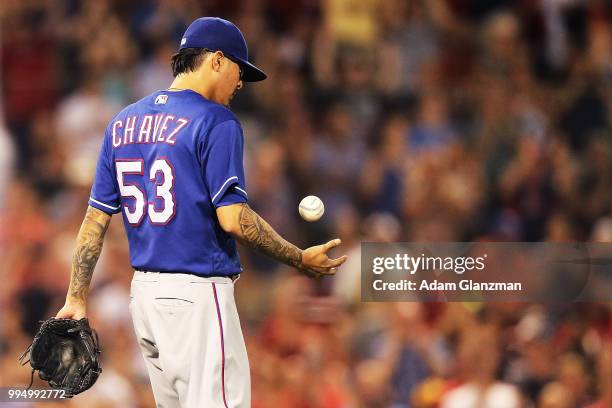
[{"xmin": 116, "ymin": 158, "xmax": 176, "ymax": 226}]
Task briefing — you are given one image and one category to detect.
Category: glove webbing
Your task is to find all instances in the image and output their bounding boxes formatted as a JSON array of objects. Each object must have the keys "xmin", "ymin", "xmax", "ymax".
[{"xmin": 18, "ymin": 319, "xmax": 43, "ymax": 390}]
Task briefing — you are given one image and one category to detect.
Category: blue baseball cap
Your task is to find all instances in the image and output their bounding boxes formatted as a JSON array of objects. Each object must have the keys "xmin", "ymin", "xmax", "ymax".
[{"xmin": 179, "ymin": 17, "xmax": 267, "ymax": 82}]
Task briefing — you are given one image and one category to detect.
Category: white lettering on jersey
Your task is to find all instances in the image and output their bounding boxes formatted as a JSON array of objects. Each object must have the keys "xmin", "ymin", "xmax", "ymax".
[
  {"xmin": 151, "ymin": 114, "xmax": 164, "ymax": 143},
  {"xmin": 138, "ymin": 115, "xmax": 153, "ymax": 143},
  {"xmin": 157, "ymin": 115, "xmax": 175, "ymax": 142},
  {"xmin": 112, "ymin": 120, "xmax": 124, "ymax": 148},
  {"xmin": 124, "ymin": 116, "xmax": 137, "ymax": 144},
  {"xmin": 165, "ymin": 118, "xmax": 189, "ymax": 145},
  {"xmin": 111, "ymin": 114, "xmax": 189, "ymax": 148}
]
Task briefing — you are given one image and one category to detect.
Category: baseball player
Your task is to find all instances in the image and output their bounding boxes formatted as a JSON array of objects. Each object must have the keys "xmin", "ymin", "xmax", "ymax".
[{"xmin": 55, "ymin": 17, "xmax": 347, "ymax": 408}]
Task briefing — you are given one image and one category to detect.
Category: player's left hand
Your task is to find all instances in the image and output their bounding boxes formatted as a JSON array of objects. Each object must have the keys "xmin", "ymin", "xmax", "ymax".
[
  {"xmin": 56, "ymin": 298, "xmax": 87, "ymax": 320},
  {"xmin": 299, "ymin": 238, "xmax": 348, "ymax": 278}
]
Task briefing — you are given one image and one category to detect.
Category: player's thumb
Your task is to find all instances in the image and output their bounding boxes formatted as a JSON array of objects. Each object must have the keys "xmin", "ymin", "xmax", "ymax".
[{"xmin": 324, "ymin": 238, "xmax": 342, "ymax": 251}]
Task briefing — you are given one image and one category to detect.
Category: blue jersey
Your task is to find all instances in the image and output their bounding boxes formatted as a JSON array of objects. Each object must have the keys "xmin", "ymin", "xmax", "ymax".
[{"xmin": 88, "ymin": 89, "xmax": 248, "ymax": 277}]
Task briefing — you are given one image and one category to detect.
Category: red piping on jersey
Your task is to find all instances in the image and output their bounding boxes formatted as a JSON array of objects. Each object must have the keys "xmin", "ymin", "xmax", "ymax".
[{"xmin": 212, "ymin": 283, "xmax": 229, "ymax": 408}]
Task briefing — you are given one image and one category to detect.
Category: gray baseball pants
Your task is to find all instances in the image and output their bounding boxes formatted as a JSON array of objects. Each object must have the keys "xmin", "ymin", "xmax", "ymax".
[{"xmin": 129, "ymin": 270, "xmax": 250, "ymax": 408}]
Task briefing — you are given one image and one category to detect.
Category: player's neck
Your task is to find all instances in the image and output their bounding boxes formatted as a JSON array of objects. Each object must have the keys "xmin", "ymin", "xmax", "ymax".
[{"xmin": 168, "ymin": 75, "xmax": 215, "ymax": 102}]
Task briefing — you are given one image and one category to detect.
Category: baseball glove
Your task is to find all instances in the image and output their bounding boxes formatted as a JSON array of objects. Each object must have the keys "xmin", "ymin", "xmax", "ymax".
[{"xmin": 19, "ymin": 318, "xmax": 102, "ymax": 397}]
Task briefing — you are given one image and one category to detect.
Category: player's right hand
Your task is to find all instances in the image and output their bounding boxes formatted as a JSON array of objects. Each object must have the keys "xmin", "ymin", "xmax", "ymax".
[
  {"xmin": 299, "ymin": 238, "xmax": 348, "ymax": 278},
  {"xmin": 56, "ymin": 299, "xmax": 87, "ymax": 320}
]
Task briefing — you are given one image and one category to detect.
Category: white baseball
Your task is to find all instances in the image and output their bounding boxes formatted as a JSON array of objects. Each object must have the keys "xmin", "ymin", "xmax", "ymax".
[{"xmin": 299, "ymin": 195, "xmax": 325, "ymax": 222}]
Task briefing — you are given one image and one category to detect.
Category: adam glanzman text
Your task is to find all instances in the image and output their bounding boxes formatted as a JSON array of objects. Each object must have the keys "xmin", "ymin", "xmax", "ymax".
[{"xmin": 370, "ymin": 254, "xmax": 522, "ymax": 292}]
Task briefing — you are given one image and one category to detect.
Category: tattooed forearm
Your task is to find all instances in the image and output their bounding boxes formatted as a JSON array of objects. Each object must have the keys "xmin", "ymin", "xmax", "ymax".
[
  {"xmin": 237, "ymin": 204, "xmax": 302, "ymax": 268},
  {"xmin": 67, "ymin": 206, "xmax": 111, "ymax": 302}
]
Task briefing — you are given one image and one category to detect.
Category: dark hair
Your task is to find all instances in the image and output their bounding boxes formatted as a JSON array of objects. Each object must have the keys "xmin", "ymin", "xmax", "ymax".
[{"xmin": 170, "ymin": 48, "xmax": 211, "ymax": 77}]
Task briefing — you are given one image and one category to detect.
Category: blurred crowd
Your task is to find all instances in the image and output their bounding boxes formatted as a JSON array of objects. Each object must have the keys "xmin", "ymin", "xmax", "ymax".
[{"xmin": 1, "ymin": 0, "xmax": 612, "ymax": 407}]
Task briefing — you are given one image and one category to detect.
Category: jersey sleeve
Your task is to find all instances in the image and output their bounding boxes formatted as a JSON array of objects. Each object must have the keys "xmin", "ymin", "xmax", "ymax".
[
  {"xmin": 88, "ymin": 131, "xmax": 121, "ymax": 214},
  {"xmin": 201, "ymin": 120, "xmax": 248, "ymax": 207}
]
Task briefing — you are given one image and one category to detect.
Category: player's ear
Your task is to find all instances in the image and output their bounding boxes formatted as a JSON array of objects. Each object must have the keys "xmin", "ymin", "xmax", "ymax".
[{"xmin": 211, "ymin": 51, "xmax": 223, "ymax": 73}]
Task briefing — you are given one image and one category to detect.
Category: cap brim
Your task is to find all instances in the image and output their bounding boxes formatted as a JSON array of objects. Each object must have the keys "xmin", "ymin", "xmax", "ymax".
[{"xmin": 239, "ymin": 60, "xmax": 267, "ymax": 82}]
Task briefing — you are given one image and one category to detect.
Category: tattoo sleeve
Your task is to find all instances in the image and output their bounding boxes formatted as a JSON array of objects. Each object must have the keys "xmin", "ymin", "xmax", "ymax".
[
  {"xmin": 237, "ymin": 203, "xmax": 302, "ymax": 268},
  {"xmin": 67, "ymin": 206, "xmax": 111, "ymax": 301}
]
